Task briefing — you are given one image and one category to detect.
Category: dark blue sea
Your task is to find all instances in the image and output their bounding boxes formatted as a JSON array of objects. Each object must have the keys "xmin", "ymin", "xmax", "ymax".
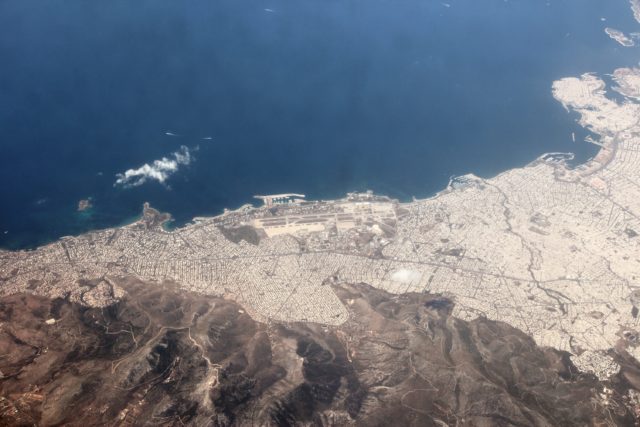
[{"xmin": 1, "ymin": 0, "xmax": 639, "ymax": 249}]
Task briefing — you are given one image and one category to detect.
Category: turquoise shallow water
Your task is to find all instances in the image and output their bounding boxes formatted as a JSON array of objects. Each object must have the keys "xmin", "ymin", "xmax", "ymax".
[{"xmin": 0, "ymin": 0, "xmax": 639, "ymax": 249}]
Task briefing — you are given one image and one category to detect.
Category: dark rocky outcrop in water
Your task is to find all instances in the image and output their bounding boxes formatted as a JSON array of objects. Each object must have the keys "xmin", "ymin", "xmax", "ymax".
[{"xmin": 0, "ymin": 278, "xmax": 637, "ymax": 426}]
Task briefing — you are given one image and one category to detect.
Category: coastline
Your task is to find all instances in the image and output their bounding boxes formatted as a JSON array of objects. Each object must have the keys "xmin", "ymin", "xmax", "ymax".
[
  {"xmin": 0, "ymin": 133, "xmax": 607, "ymax": 253},
  {"xmin": 3, "ymin": 0, "xmax": 638, "ymax": 253},
  {"xmin": 3, "ymin": 63, "xmax": 640, "ymax": 379}
]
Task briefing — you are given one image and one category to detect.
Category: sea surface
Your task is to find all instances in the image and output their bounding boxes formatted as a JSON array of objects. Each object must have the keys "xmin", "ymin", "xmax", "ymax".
[{"xmin": 1, "ymin": 0, "xmax": 639, "ymax": 249}]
